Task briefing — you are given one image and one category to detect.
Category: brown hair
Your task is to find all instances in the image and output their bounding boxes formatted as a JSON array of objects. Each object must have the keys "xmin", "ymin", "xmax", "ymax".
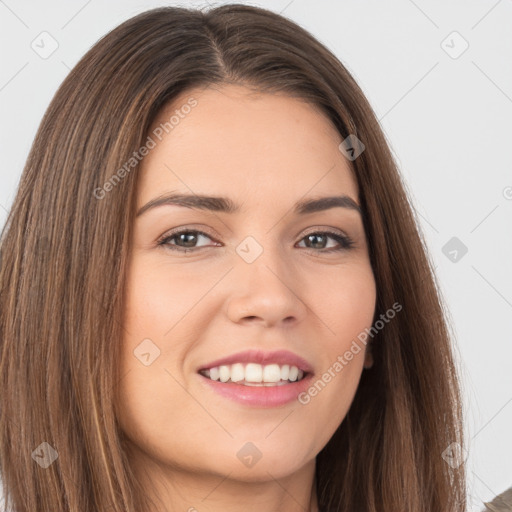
[{"xmin": 0, "ymin": 4, "xmax": 466, "ymax": 511}]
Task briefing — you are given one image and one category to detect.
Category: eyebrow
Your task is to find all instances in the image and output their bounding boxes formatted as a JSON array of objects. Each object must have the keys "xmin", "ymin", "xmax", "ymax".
[{"xmin": 136, "ymin": 192, "xmax": 362, "ymax": 217}]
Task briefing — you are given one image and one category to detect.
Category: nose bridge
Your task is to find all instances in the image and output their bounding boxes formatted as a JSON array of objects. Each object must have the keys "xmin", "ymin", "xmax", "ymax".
[
  {"xmin": 234, "ymin": 228, "xmax": 289, "ymax": 283},
  {"xmin": 226, "ymin": 230, "xmax": 307, "ymax": 325}
]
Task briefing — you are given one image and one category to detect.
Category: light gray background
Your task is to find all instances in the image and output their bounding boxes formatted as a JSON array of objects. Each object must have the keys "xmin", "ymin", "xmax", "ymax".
[{"xmin": 1, "ymin": 1, "xmax": 511, "ymax": 510}]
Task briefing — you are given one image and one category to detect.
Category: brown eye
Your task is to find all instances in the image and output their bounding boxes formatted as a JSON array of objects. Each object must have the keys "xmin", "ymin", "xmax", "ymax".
[
  {"xmin": 297, "ymin": 231, "xmax": 355, "ymax": 252},
  {"xmin": 157, "ymin": 230, "xmax": 218, "ymax": 253}
]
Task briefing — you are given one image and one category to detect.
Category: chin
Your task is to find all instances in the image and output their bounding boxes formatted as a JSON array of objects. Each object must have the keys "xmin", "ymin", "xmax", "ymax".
[{"xmin": 202, "ymin": 439, "xmax": 315, "ymax": 482}]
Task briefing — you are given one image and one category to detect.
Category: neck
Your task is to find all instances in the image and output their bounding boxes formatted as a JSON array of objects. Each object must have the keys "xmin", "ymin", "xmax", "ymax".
[{"xmin": 131, "ymin": 449, "xmax": 319, "ymax": 512}]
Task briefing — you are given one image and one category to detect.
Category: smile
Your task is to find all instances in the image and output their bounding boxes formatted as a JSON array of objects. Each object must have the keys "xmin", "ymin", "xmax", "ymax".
[{"xmin": 199, "ymin": 362, "xmax": 306, "ymax": 386}]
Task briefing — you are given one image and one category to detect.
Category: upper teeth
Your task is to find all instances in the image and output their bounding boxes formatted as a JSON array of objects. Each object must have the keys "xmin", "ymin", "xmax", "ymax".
[{"xmin": 201, "ymin": 363, "xmax": 304, "ymax": 383}]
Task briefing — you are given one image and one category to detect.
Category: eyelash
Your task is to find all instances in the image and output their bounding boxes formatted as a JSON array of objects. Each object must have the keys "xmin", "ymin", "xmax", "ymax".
[{"xmin": 156, "ymin": 228, "xmax": 355, "ymax": 254}]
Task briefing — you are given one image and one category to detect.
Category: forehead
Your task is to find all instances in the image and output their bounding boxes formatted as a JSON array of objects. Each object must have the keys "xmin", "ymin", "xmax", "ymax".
[{"xmin": 137, "ymin": 84, "xmax": 358, "ymax": 207}]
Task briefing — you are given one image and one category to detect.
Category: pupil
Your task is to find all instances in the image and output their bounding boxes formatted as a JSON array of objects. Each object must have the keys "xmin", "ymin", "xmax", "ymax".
[
  {"xmin": 180, "ymin": 233, "xmax": 196, "ymax": 247},
  {"xmin": 308, "ymin": 234, "xmax": 325, "ymax": 249}
]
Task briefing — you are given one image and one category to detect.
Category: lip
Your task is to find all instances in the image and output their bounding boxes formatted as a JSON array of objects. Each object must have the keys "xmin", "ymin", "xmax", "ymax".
[
  {"xmin": 197, "ymin": 349, "xmax": 314, "ymax": 373},
  {"xmin": 198, "ymin": 372, "xmax": 314, "ymax": 407},
  {"xmin": 196, "ymin": 349, "xmax": 314, "ymax": 408}
]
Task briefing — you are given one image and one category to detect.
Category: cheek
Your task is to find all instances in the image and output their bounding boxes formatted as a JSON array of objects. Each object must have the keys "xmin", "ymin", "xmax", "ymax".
[
  {"xmin": 122, "ymin": 258, "xmax": 213, "ymax": 345},
  {"xmin": 306, "ymin": 260, "xmax": 377, "ymax": 346},
  {"xmin": 297, "ymin": 262, "xmax": 376, "ymax": 430},
  {"xmin": 116, "ymin": 260, "xmax": 204, "ymax": 457}
]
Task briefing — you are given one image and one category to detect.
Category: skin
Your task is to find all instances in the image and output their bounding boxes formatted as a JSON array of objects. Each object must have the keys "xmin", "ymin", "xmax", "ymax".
[{"xmin": 116, "ymin": 84, "xmax": 377, "ymax": 512}]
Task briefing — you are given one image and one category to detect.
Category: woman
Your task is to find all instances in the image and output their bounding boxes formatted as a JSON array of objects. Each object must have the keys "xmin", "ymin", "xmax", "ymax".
[{"xmin": 0, "ymin": 4, "xmax": 466, "ymax": 511}]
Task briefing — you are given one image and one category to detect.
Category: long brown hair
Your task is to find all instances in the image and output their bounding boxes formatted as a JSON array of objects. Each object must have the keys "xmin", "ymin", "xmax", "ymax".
[{"xmin": 0, "ymin": 4, "xmax": 466, "ymax": 511}]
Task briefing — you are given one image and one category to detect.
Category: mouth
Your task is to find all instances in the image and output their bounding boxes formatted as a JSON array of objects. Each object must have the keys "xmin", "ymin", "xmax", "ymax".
[
  {"xmin": 198, "ymin": 362, "xmax": 308, "ymax": 387},
  {"xmin": 196, "ymin": 349, "xmax": 314, "ymax": 407}
]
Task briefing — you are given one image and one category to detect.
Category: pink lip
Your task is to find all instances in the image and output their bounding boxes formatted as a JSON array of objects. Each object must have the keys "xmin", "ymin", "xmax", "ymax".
[
  {"xmin": 196, "ymin": 349, "xmax": 314, "ymax": 408},
  {"xmin": 198, "ymin": 372, "xmax": 314, "ymax": 407},
  {"xmin": 197, "ymin": 349, "xmax": 313, "ymax": 373}
]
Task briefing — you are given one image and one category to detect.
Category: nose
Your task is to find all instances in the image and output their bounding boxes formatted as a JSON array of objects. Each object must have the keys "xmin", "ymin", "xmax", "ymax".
[{"xmin": 224, "ymin": 243, "xmax": 308, "ymax": 328}]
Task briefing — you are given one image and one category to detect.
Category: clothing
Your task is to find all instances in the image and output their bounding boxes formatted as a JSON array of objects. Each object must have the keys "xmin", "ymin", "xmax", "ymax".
[{"xmin": 482, "ymin": 486, "xmax": 512, "ymax": 511}]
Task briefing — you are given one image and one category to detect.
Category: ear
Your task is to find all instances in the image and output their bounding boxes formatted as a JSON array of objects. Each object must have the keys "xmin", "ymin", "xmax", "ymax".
[{"xmin": 363, "ymin": 344, "xmax": 374, "ymax": 369}]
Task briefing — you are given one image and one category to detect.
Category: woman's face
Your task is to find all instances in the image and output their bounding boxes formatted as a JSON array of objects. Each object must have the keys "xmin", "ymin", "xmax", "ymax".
[{"xmin": 117, "ymin": 84, "xmax": 376, "ymax": 483}]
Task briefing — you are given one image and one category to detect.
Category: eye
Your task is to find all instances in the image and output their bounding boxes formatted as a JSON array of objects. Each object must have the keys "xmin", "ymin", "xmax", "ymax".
[
  {"xmin": 157, "ymin": 229, "xmax": 219, "ymax": 253},
  {"xmin": 157, "ymin": 228, "xmax": 355, "ymax": 254},
  {"xmin": 296, "ymin": 231, "xmax": 355, "ymax": 253}
]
